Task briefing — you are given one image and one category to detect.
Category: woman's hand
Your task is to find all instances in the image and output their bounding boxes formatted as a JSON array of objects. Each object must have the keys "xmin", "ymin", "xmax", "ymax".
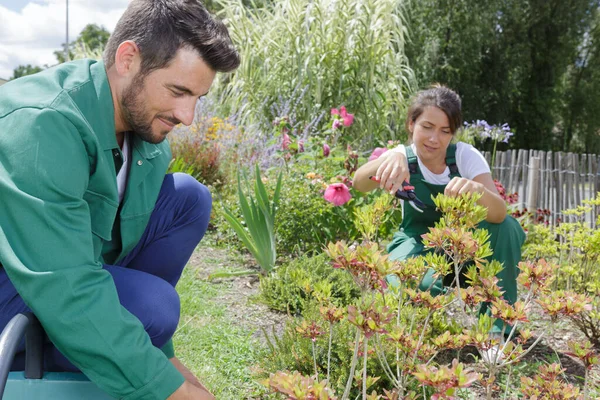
[
  {"xmin": 375, "ymin": 150, "xmax": 410, "ymax": 195},
  {"xmin": 444, "ymin": 177, "xmax": 485, "ymax": 197},
  {"xmin": 354, "ymin": 147, "xmax": 408, "ymax": 193},
  {"xmin": 446, "ymin": 174, "xmax": 507, "ymax": 223}
]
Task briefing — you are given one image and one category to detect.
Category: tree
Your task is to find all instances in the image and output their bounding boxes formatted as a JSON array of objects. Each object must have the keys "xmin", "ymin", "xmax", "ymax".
[
  {"xmin": 405, "ymin": 0, "xmax": 600, "ymax": 151},
  {"xmin": 11, "ymin": 64, "xmax": 43, "ymax": 80},
  {"xmin": 54, "ymin": 24, "xmax": 110, "ymax": 63}
]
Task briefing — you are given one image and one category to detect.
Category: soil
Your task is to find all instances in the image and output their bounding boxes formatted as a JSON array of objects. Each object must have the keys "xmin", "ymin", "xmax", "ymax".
[
  {"xmin": 187, "ymin": 244, "xmax": 600, "ymax": 399},
  {"xmin": 187, "ymin": 245, "xmax": 287, "ymax": 342}
]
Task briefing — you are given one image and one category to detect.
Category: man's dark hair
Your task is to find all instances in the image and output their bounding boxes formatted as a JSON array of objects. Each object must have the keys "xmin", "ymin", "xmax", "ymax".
[{"xmin": 103, "ymin": 0, "xmax": 240, "ymax": 75}]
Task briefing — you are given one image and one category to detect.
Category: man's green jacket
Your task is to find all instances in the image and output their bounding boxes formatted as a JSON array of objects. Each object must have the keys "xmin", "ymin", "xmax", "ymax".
[{"xmin": 0, "ymin": 60, "xmax": 185, "ymax": 399}]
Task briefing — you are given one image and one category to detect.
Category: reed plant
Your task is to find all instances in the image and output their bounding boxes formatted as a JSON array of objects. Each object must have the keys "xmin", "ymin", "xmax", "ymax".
[{"xmin": 214, "ymin": 0, "xmax": 415, "ymax": 146}]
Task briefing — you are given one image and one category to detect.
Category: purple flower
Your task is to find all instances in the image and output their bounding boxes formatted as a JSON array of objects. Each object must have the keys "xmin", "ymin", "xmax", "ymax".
[
  {"xmin": 332, "ymin": 119, "xmax": 343, "ymax": 130},
  {"xmin": 476, "ymin": 119, "xmax": 492, "ymax": 130},
  {"xmin": 323, "ymin": 143, "xmax": 331, "ymax": 157}
]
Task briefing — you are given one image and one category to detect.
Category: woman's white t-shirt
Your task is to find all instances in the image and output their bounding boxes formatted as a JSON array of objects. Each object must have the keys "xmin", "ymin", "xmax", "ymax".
[
  {"xmin": 393, "ymin": 142, "xmax": 490, "ymax": 215},
  {"xmin": 396, "ymin": 142, "xmax": 490, "ymax": 184}
]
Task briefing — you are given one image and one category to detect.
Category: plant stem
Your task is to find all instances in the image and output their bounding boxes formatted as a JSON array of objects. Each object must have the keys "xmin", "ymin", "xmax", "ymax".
[
  {"xmin": 312, "ymin": 340, "xmax": 319, "ymax": 381},
  {"xmin": 503, "ymin": 365, "xmax": 513, "ymax": 400},
  {"xmin": 362, "ymin": 337, "xmax": 368, "ymax": 399},
  {"xmin": 584, "ymin": 368, "xmax": 590, "ymax": 400},
  {"xmin": 396, "ymin": 292, "xmax": 402, "ymax": 382},
  {"xmin": 342, "ymin": 329, "xmax": 362, "ymax": 400},
  {"xmin": 411, "ymin": 312, "xmax": 431, "ymax": 367},
  {"xmin": 491, "ymin": 140, "xmax": 498, "ymax": 179},
  {"xmin": 327, "ymin": 323, "xmax": 333, "ymax": 383}
]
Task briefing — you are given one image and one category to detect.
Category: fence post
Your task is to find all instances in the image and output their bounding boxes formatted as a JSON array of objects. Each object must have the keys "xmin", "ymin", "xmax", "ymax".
[{"xmin": 527, "ymin": 157, "xmax": 541, "ymax": 211}]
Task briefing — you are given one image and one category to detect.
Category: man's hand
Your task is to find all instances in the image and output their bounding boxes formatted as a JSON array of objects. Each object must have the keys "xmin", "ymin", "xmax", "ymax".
[
  {"xmin": 170, "ymin": 357, "xmax": 212, "ymax": 393},
  {"xmin": 168, "ymin": 381, "xmax": 214, "ymax": 400}
]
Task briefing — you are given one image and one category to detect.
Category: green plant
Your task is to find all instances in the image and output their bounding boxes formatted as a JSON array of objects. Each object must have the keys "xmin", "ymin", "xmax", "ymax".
[
  {"xmin": 263, "ymin": 193, "xmax": 595, "ymax": 400},
  {"xmin": 222, "ymin": 164, "xmax": 283, "ymax": 274},
  {"xmin": 259, "ymin": 253, "xmax": 360, "ymax": 314},
  {"xmin": 522, "ymin": 194, "xmax": 600, "ymax": 349},
  {"xmin": 169, "ymin": 137, "xmax": 228, "ymax": 189}
]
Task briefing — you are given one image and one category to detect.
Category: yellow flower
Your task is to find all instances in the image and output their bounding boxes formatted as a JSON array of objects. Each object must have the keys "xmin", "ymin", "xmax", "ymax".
[{"xmin": 306, "ymin": 172, "xmax": 317, "ymax": 179}]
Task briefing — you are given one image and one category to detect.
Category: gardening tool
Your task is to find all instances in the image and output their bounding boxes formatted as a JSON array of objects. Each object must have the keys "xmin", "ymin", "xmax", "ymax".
[
  {"xmin": 0, "ymin": 313, "xmax": 113, "ymax": 400},
  {"xmin": 369, "ymin": 176, "xmax": 426, "ymax": 213}
]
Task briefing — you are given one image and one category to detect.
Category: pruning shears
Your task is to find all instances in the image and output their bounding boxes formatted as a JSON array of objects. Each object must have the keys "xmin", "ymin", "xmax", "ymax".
[{"xmin": 369, "ymin": 176, "xmax": 426, "ymax": 213}]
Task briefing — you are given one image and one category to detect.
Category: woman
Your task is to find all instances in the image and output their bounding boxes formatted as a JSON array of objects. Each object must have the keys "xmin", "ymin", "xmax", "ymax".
[{"xmin": 353, "ymin": 85, "xmax": 525, "ymax": 343}]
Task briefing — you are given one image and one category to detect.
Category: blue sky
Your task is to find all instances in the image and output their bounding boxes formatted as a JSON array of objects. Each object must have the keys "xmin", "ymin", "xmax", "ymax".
[{"xmin": 0, "ymin": 0, "xmax": 128, "ymax": 79}]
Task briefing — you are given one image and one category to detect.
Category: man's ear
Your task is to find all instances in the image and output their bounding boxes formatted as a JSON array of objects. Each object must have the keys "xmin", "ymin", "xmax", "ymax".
[{"xmin": 114, "ymin": 40, "xmax": 141, "ymax": 78}]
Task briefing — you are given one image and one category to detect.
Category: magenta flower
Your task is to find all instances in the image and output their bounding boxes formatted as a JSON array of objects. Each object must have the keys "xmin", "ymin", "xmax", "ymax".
[
  {"xmin": 324, "ymin": 183, "xmax": 352, "ymax": 206},
  {"xmin": 282, "ymin": 133, "xmax": 291, "ymax": 150},
  {"xmin": 332, "ymin": 106, "xmax": 354, "ymax": 127},
  {"xmin": 368, "ymin": 147, "xmax": 388, "ymax": 161},
  {"xmin": 323, "ymin": 143, "xmax": 331, "ymax": 157},
  {"xmin": 339, "ymin": 106, "xmax": 354, "ymax": 127}
]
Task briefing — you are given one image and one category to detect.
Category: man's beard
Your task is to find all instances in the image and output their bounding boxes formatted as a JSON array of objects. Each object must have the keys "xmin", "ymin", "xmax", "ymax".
[{"xmin": 120, "ymin": 73, "xmax": 165, "ymax": 145}]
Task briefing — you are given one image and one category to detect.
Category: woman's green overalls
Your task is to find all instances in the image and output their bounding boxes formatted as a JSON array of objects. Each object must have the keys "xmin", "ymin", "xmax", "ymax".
[{"xmin": 386, "ymin": 144, "xmax": 526, "ymax": 334}]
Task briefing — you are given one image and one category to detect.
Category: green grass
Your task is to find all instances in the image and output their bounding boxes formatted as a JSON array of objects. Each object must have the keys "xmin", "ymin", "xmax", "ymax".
[{"xmin": 173, "ymin": 264, "xmax": 268, "ymax": 399}]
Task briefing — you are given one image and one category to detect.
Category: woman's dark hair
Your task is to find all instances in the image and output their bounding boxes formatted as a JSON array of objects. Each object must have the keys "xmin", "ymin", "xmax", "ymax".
[
  {"xmin": 405, "ymin": 84, "xmax": 462, "ymax": 137},
  {"xmin": 103, "ymin": 0, "xmax": 240, "ymax": 75}
]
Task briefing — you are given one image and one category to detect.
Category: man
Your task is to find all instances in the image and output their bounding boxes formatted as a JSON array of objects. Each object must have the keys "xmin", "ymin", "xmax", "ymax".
[{"xmin": 0, "ymin": 0, "xmax": 239, "ymax": 399}]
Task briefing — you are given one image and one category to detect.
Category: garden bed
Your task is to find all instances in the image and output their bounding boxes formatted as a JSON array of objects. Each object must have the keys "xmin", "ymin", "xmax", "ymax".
[{"xmin": 175, "ymin": 237, "xmax": 600, "ymax": 399}]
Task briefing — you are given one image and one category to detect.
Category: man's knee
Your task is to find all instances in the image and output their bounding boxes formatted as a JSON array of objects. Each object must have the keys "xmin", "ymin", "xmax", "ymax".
[
  {"xmin": 139, "ymin": 280, "xmax": 181, "ymax": 347},
  {"xmin": 171, "ymin": 173, "xmax": 212, "ymax": 218}
]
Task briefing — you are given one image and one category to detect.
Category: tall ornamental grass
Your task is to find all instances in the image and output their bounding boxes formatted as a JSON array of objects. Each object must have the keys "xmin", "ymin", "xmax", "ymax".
[{"xmin": 215, "ymin": 0, "xmax": 415, "ymax": 146}]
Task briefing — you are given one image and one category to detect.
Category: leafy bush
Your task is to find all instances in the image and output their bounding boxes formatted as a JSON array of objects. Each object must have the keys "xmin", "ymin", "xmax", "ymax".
[
  {"xmin": 169, "ymin": 115, "xmax": 243, "ymax": 189},
  {"xmin": 523, "ymin": 195, "xmax": 600, "ymax": 349},
  {"xmin": 212, "ymin": 149, "xmax": 403, "ymax": 257},
  {"xmin": 261, "ymin": 193, "xmax": 596, "ymax": 399},
  {"xmin": 259, "ymin": 253, "xmax": 360, "ymax": 314}
]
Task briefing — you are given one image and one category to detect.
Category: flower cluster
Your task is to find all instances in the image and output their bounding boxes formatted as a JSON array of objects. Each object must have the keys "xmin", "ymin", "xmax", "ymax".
[
  {"xmin": 464, "ymin": 120, "xmax": 514, "ymax": 144},
  {"xmin": 331, "ymin": 106, "xmax": 354, "ymax": 130},
  {"xmin": 493, "ymin": 179, "xmax": 518, "ymax": 204}
]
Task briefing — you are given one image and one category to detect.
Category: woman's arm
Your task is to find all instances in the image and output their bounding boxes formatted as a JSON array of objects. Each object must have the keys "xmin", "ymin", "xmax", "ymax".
[
  {"xmin": 353, "ymin": 148, "xmax": 409, "ymax": 194},
  {"xmin": 444, "ymin": 173, "xmax": 507, "ymax": 223}
]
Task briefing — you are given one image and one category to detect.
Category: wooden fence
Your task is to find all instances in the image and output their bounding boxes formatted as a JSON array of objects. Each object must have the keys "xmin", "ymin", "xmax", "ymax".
[{"xmin": 482, "ymin": 150, "xmax": 600, "ymax": 226}]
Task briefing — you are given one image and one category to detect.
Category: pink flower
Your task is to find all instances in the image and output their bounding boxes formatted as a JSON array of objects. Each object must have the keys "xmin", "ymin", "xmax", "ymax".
[
  {"xmin": 339, "ymin": 106, "xmax": 354, "ymax": 127},
  {"xmin": 282, "ymin": 133, "xmax": 291, "ymax": 150},
  {"xmin": 323, "ymin": 143, "xmax": 330, "ymax": 157},
  {"xmin": 323, "ymin": 183, "xmax": 352, "ymax": 206},
  {"xmin": 331, "ymin": 108, "xmax": 340, "ymax": 115},
  {"xmin": 332, "ymin": 119, "xmax": 343, "ymax": 130},
  {"xmin": 368, "ymin": 147, "xmax": 388, "ymax": 161}
]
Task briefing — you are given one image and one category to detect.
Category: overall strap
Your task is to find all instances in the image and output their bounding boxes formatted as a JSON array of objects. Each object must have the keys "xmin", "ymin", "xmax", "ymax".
[
  {"xmin": 405, "ymin": 145, "xmax": 424, "ymax": 181},
  {"xmin": 446, "ymin": 143, "xmax": 460, "ymax": 178}
]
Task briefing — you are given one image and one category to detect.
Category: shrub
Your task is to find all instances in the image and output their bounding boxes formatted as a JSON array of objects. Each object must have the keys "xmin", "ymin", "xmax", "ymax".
[
  {"xmin": 261, "ymin": 193, "xmax": 595, "ymax": 399},
  {"xmin": 259, "ymin": 253, "xmax": 360, "ymax": 314},
  {"xmin": 169, "ymin": 115, "xmax": 244, "ymax": 189},
  {"xmin": 523, "ymin": 195, "xmax": 600, "ymax": 349}
]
